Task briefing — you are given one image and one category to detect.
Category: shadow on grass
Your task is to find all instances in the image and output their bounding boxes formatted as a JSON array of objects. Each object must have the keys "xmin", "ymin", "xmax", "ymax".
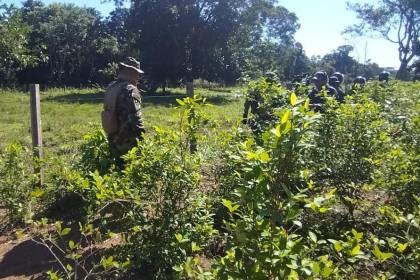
[{"xmin": 43, "ymin": 90, "xmax": 238, "ymax": 107}]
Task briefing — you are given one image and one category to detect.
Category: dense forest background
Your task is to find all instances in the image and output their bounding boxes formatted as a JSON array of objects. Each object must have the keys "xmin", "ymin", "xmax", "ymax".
[{"xmin": 0, "ymin": 0, "xmax": 419, "ymax": 89}]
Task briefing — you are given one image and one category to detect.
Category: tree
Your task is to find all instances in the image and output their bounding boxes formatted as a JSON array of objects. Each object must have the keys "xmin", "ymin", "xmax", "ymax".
[
  {"xmin": 122, "ymin": 0, "xmax": 300, "ymax": 89},
  {"xmin": 20, "ymin": 3, "xmax": 119, "ymax": 85},
  {"xmin": 346, "ymin": 0, "xmax": 420, "ymax": 80},
  {"xmin": 322, "ymin": 45, "xmax": 357, "ymax": 75},
  {"xmin": 0, "ymin": 4, "xmax": 37, "ymax": 86}
]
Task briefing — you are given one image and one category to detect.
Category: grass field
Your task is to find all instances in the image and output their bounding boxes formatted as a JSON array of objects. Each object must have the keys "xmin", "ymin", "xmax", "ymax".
[{"xmin": 0, "ymin": 87, "xmax": 245, "ymax": 152}]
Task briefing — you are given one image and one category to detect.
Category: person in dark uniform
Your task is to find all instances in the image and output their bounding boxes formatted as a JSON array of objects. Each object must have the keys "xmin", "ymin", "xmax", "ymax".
[
  {"xmin": 308, "ymin": 71, "xmax": 338, "ymax": 112},
  {"xmin": 352, "ymin": 76, "xmax": 367, "ymax": 92},
  {"xmin": 379, "ymin": 71, "xmax": 390, "ymax": 83},
  {"xmin": 329, "ymin": 76, "xmax": 345, "ymax": 103},
  {"xmin": 332, "ymin": 72, "xmax": 345, "ymax": 84}
]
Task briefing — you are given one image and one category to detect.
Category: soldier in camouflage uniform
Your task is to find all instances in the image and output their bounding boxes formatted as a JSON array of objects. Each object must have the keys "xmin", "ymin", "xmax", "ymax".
[{"xmin": 107, "ymin": 57, "xmax": 146, "ymax": 167}]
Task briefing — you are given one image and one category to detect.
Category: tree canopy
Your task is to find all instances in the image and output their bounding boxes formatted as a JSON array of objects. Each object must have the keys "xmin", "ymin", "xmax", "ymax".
[{"xmin": 0, "ymin": 0, "xmax": 405, "ymax": 88}]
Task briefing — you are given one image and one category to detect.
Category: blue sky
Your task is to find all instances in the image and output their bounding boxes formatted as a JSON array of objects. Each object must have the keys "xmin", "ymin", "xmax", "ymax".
[
  {"xmin": 280, "ymin": 0, "xmax": 399, "ymax": 68},
  {"xmin": 4, "ymin": 0, "xmax": 400, "ymax": 68}
]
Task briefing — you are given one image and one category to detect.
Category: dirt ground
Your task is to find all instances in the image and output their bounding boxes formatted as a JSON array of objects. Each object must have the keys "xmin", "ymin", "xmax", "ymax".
[
  {"xmin": 0, "ymin": 207, "xmax": 54, "ymax": 280},
  {"xmin": 0, "ymin": 230, "xmax": 56, "ymax": 280}
]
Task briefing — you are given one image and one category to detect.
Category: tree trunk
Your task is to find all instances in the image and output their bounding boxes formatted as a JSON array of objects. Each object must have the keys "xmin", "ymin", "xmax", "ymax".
[{"xmin": 396, "ymin": 60, "xmax": 410, "ymax": 81}]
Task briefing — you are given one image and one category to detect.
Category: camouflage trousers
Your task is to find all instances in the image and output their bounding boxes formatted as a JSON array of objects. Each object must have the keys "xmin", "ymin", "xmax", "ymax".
[{"xmin": 108, "ymin": 134, "xmax": 141, "ymax": 169}]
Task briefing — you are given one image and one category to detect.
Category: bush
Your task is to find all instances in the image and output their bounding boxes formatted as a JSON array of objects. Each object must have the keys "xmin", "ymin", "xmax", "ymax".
[{"xmin": 0, "ymin": 143, "xmax": 36, "ymax": 224}]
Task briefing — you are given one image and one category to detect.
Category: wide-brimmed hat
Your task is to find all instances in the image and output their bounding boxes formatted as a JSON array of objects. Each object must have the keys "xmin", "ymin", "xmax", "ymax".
[{"xmin": 119, "ymin": 57, "xmax": 144, "ymax": 74}]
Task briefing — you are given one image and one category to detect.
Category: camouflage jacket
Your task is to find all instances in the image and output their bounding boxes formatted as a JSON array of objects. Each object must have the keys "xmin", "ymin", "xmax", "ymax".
[{"xmin": 109, "ymin": 79, "xmax": 145, "ymax": 153}]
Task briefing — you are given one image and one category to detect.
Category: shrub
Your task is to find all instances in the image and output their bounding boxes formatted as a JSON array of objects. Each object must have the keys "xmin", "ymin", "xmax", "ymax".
[{"xmin": 0, "ymin": 143, "xmax": 36, "ymax": 224}]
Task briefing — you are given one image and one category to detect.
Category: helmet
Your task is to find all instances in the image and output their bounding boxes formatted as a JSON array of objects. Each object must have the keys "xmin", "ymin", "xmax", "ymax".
[
  {"xmin": 313, "ymin": 71, "xmax": 328, "ymax": 84},
  {"xmin": 332, "ymin": 72, "xmax": 344, "ymax": 84},
  {"xmin": 354, "ymin": 76, "xmax": 367, "ymax": 85},
  {"xmin": 379, "ymin": 71, "xmax": 390, "ymax": 82},
  {"xmin": 329, "ymin": 76, "xmax": 340, "ymax": 87}
]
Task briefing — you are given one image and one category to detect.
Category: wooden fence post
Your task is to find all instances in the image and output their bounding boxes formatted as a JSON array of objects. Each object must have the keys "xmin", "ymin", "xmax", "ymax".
[
  {"xmin": 186, "ymin": 82, "xmax": 197, "ymax": 153},
  {"xmin": 30, "ymin": 84, "xmax": 43, "ymax": 186},
  {"xmin": 186, "ymin": 82, "xmax": 194, "ymax": 97}
]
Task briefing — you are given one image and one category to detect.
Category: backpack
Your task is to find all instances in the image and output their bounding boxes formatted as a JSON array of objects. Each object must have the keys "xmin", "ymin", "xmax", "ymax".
[{"xmin": 101, "ymin": 81, "xmax": 126, "ymax": 134}]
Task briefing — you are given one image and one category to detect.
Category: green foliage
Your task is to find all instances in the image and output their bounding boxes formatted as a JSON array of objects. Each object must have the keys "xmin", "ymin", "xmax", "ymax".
[
  {"xmin": 18, "ymin": 2, "xmax": 120, "ymax": 85},
  {"xmin": 173, "ymin": 81, "xmax": 420, "ymax": 279},
  {"xmin": 0, "ymin": 82, "xmax": 419, "ymax": 279},
  {"xmin": 78, "ymin": 129, "xmax": 112, "ymax": 175},
  {"xmin": 310, "ymin": 93, "xmax": 389, "ymax": 218},
  {"xmin": 0, "ymin": 5, "xmax": 37, "ymax": 85},
  {"xmin": 176, "ymin": 95, "xmax": 210, "ymax": 153},
  {"xmin": 0, "ymin": 143, "xmax": 36, "ymax": 224}
]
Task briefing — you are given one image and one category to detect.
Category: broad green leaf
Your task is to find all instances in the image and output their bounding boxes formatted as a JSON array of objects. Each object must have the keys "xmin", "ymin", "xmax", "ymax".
[
  {"xmin": 282, "ymin": 121, "xmax": 292, "ymax": 134},
  {"xmin": 175, "ymin": 233, "xmax": 183, "ymax": 242},
  {"xmin": 293, "ymin": 221, "xmax": 302, "ymax": 228},
  {"xmin": 322, "ymin": 267, "xmax": 333, "ymax": 277},
  {"xmin": 351, "ymin": 244, "xmax": 361, "ymax": 256},
  {"xmin": 312, "ymin": 262, "xmax": 320, "ymax": 275},
  {"xmin": 271, "ymin": 125, "xmax": 281, "ymax": 138},
  {"xmin": 55, "ymin": 221, "xmax": 62, "ymax": 233},
  {"xmin": 281, "ymin": 110, "xmax": 290, "ymax": 124},
  {"xmin": 308, "ymin": 231, "xmax": 317, "ymax": 243},
  {"xmin": 334, "ymin": 242, "xmax": 343, "ymax": 252},
  {"xmin": 66, "ymin": 264, "xmax": 73, "ymax": 272},
  {"xmin": 176, "ymin": 99, "xmax": 185, "ymax": 106},
  {"xmin": 290, "ymin": 92, "xmax": 297, "ymax": 106},
  {"xmin": 351, "ymin": 229, "xmax": 363, "ymax": 241},
  {"xmin": 304, "ymin": 99, "xmax": 310, "ymax": 110},
  {"xmin": 372, "ymin": 246, "xmax": 394, "ymax": 262},
  {"xmin": 192, "ymin": 242, "xmax": 202, "ymax": 252},
  {"xmin": 319, "ymin": 207, "xmax": 330, "ymax": 213},
  {"xmin": 260, "ymin": 151, "xmax": 271, "ymax": 163},
  {"xmin": 222, "ymin": 199, "xmax": 240, "ymax": 213},
  {"xmin": 60, "ymin": 228, "xmax": 71, "ymax": 236},
  {"xmin": 396, "ymin": 242, "xmax": 408, "ymax": 253},
  {"xmin": 68, "ymin": 240, "xmax": 75, "ymax": 250}
]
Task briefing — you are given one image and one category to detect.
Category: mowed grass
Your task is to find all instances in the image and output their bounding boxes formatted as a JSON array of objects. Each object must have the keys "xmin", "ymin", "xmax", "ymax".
[{"xmin": 0, "ymin": 87, "xmax": 244, "ymax": 153}]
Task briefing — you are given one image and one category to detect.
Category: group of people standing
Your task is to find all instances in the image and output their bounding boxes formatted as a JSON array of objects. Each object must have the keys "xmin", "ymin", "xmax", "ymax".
[
  {"xmin": 102, "ymin": 57, "xmax": 391, "ymax": 167},
  {"xmin": 243, "ymin": 70, "xmax": 391, "ymax": 122}
]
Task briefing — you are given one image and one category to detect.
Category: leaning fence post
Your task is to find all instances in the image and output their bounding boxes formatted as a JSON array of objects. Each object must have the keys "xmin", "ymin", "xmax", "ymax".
[
  {"xmin": 30, "ymin": 84, "xmax": 43, "ymax": 187},
  {"xmin": 186, "ymin": 82, "xmax": 197, "ymax": 153}
]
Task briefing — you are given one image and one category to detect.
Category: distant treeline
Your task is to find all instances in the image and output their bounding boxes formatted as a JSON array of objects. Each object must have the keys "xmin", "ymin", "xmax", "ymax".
[{"xmin": 0, "ymin": 0, "xmax": 417, "ymax": 89}]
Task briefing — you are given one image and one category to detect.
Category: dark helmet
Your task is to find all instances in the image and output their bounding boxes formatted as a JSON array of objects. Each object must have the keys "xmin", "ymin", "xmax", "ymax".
[
  {"xmin": 379, "ymin": 71, "xmax": 390, "ymax": 82},
  {"xmin": 354, "ymin": 76, "xmax": 367, "ymax": 85},
  {"xmin": 329, "ymin": 76, "xmax": 340, "ymax": 87},
  {"xmin": 312, "ymin": 71, "xmax": 328, "ymax": 84},
  {"xmin": 332, "ymin": 72, "xmax": 344, "ymax": 84}
]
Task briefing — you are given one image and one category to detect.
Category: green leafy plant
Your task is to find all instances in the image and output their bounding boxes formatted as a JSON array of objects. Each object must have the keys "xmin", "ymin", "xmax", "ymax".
[{"xmin": 0, "ymin": 143, "xmax": 36, "ymax": 224}]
